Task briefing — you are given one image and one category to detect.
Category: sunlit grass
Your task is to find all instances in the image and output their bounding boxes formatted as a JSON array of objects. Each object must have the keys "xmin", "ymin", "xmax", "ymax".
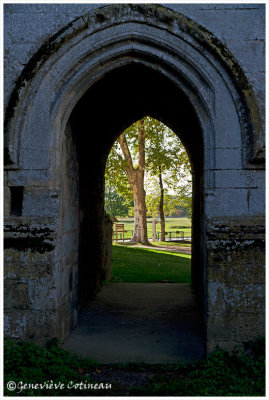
[{"xmin": 112, "ymin": 244, "xmax": 191, "ymax": 283}]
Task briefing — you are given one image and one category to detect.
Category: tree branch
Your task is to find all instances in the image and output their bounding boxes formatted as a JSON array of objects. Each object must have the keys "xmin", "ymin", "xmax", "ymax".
[
  {"xmin": 118, "ymin": 133, "xmax": 136, "ymax": 191},
  {"xmin": 118, "ymin": 133, "xmax": 134, "ymax": 171},
  {"xmin": 138, "ymin": 119, "xmax": 146, "ymax": 171}
]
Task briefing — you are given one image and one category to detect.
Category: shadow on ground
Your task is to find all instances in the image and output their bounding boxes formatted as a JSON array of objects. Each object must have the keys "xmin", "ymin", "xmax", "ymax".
[{"xmin": 63, "ymin": 283, "xmax": 204, "ymax": 364}]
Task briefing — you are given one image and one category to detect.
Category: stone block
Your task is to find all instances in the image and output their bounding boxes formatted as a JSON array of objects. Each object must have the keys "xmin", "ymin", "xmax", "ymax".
[
  {"xmin": 5, "ymin": 257, "xmax": 54, "ymax": 282},
  {"xmin": 207, "ymin": 239, "xmax": 265, "ymax": 285},
  {"xmin": 34, "ymin": 282, "xmax": 57, "ymax": 310},
  {"xmin": 8, "ymin": 170, "xmax": 50, "ymax": 187},
  {"xmin": 4, "ymin": 309, "xmax": 59, "ymax": 342},
  {"xmin": 4, "ymin": 185, "xmax": 11, "ymax": 216},
  {"xmin": 207, "ymin": 259, "xmax": 265, "ymax": 285},
  {"xmin": 4, "ymin": 244, "xmax": 56, "ymax": 264},
  {"xmin": 4, "ymin": 254, "xmax": 35, "ymax": 280},
  {"xmin": 4, "ymin": 311, "xmax": 28, "ymax": 339},
  {"xmin": 248, "ymin": 187, "xmax": 265, "ymax": 215},
  {"xmin": 205, "ymin": 216, "xmax": 265, "ymax": 239},
  {"xmin": 207, "ymin": 312, "xmax": 236, "ymax": 341},
  {"xmin": 207, "ymin": 339, "xmax": 239, "ymax": 354},
  {"xmin": 222, "ymin": 282, "xmax": 264, "ymax": 314},
  {"xmin": 215, "ymin": 148, "xmax": 242, "ymax": 169},
  {"xmin": 22, "ymin": 188, "xmax": 59, "ymax": 217},
  {"xmin": 226, "ymin": 38, "xmax": 265, "ymax": 76},
  {"xmin": 24, "ymin": 310, "xmax": 59, "ymax": 340},
  {"xmin": 6, "ymin": 12, "xmax": 63, "ymax": 44},
  {"xmin": 215, "ymin": 170, "xmax": 265, "ymax": 189},
  {"xmin": 204, "ymin": 188, "xmax": 249, "ymax": 217},
  {"xmin": 207, "ymin": 282, "xmax": 226, "ymax": 313},
  {"xmin": 21, "ymin": 149, "xmax": 50, "ymax": 170},
  {"xmin": 4, "ymin": 280, "xmax": 34, "ymax": 310},
  {"xmin": 235, "ymin": 313, "xmax": 265, "ymax": 342},
  {"xmin": 208, "ymin": 280, "xmax": 265, "ymax": 315}
]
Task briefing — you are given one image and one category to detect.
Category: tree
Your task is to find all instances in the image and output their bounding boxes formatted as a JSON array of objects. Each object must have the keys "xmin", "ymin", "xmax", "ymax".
[
  {"xmin": 105, "ymin": 186, "xmax": 133, "ymax": 217},
  {"xmin": 105, "ymin": 116, "xmax": 192, "ymax": 244},
  {"xmin": 146, "ymin": 192, "xmax": 190, "ymax": 219},
  {"xmin": 145, "ymin": 118, "xmax": 191, "ymax": 240},
  {"xmin": 117, "ymin": 119, "xmax": 149, "ymax": 244},
  {"xmin": 105, "ymin": 118, "xmax": 150, "ymax": 243}
]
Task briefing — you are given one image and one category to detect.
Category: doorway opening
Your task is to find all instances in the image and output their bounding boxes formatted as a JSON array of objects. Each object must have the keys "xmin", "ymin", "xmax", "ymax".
[
  {"xmin": 63, "ymin": 63, "xmax": 205, "ymax": 362},
  {"xmin": 106, "ymin": 116, "xmax": 192, "ymax": 285}
]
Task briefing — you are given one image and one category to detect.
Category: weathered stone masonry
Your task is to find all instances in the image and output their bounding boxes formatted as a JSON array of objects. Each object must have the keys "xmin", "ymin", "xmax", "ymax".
[{"xmin": 4, "ymin": 4, "xmax": 265, "ymax": 353}]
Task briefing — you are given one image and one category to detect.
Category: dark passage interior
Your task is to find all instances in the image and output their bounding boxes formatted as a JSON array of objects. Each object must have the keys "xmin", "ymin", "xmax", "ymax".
[{"xmin": 67, "ymin": 63, "xmax": 205, "ymax": 361}]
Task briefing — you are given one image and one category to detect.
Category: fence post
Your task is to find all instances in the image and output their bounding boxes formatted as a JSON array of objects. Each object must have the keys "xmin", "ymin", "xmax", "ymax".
[{"xmin": 152, "ymin": 219, "xmax": 156, "ymax": 242}]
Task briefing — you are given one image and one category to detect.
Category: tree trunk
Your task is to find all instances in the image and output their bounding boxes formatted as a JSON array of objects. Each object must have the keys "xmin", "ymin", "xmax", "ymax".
[
  {"xmin": 131, "ymin": 173, "xmax": 149, "ymax": 244},
  {"xmin": 159, "ymin": 168, "xmax": 166, "ymax": 241},
  {"xmin": 118, "ymin": 120, "xmax": 150, "ymax": 245}
]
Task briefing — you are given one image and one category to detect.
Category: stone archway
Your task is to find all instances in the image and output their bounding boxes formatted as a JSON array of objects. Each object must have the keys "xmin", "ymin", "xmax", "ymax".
[
  {"xmin": 69, "ymin": 62, "xmax": 205, "ymax": 307},
  {"xmin": 4, "ymin": 4, "xmax": 264, "ymax": 354}
]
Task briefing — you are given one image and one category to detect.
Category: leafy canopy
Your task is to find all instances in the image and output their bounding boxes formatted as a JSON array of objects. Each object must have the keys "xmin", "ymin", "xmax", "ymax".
[{"xmin": 105, "ymin": 116, "xmax": 192, "ymax": 217}]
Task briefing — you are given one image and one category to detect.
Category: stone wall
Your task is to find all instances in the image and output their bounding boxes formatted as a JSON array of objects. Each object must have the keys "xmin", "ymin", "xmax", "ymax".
[
  {"xmin": 4, "ymin": 3, "xmax": 265, "ymax": 133},
  {"xmin": 4, "ymin": 216, "xmax": 59, "ymax": 343},
  {"xmin": 206, "ymin": 217, "xmax": 265, "ymax": 351},
  {"xmin": 57, "ymin": 122, "xmax": 79, "ymax": 338},
  {"xmin": 4, "ymin": 4, "xmax": 265, "ymax": 353}
]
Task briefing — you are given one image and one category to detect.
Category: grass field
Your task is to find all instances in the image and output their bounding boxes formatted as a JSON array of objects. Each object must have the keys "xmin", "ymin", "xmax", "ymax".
[
  {"xmin": 112, "ymin": 243, "xmax": 191, "ymax": 283},
  {"xmin": 115, "ymin": 217, "xmax": 191, "ymax": 239}
]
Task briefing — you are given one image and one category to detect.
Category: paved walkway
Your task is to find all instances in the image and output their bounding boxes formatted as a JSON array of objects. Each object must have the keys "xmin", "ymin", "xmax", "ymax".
[{"xmin": 63, "ymin": 283, "xmax": 204, "ymax": 363}]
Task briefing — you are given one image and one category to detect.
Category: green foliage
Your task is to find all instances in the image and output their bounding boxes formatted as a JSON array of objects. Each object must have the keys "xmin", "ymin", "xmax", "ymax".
[
  {"xmin": 105, "ymin": 186, "xmax": 133, "ymax": 217},
  {"xmin": 143, "ymin": 116, "xmax": 192, "ymax": 218},
  {"xmin": 4, "ymin": 337, "xmax": 265, "ymax": 396},
  {"xmin": 132, "ymin": 344, "xmax": 265, "ymax": 396},
  {"xmin": 4, "ymin": 338, "xmax": 97, "ymax": 396},
  {"xmin": 105, "ymin": 146, "xmax": 133, "ymax": 201},
  {"xmin": 146, "ymin": 192, "xmax": 190, "ymax": 218},
  {"xmin": 105, "ymin": 116, "xmax": 192, "ymax": 218},
  {"xmin": 112, "ymin": 244, "xmax": 191, "ymax": 283}
]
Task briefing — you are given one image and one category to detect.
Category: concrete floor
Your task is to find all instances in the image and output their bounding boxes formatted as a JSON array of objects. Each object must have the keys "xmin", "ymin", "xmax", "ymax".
[{"xmin": 63, "ymin": 283, "xmax": 204, "ymax": 363}]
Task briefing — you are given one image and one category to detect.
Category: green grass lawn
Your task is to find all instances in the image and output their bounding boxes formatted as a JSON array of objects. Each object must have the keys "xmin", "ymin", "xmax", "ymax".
[
  {"xmin": 112, "ymin": 243, "xmax": 191, "ymax": 283},
  {"xmin": 115, "ymin": 217, "xmax": 191, "ymax": 239}
]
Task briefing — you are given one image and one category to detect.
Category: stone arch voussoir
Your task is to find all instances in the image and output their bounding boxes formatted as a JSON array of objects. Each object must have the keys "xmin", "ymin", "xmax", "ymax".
[{"xmin": 4, "ymin": 3, "xmax": 263, "ymax": 168}]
